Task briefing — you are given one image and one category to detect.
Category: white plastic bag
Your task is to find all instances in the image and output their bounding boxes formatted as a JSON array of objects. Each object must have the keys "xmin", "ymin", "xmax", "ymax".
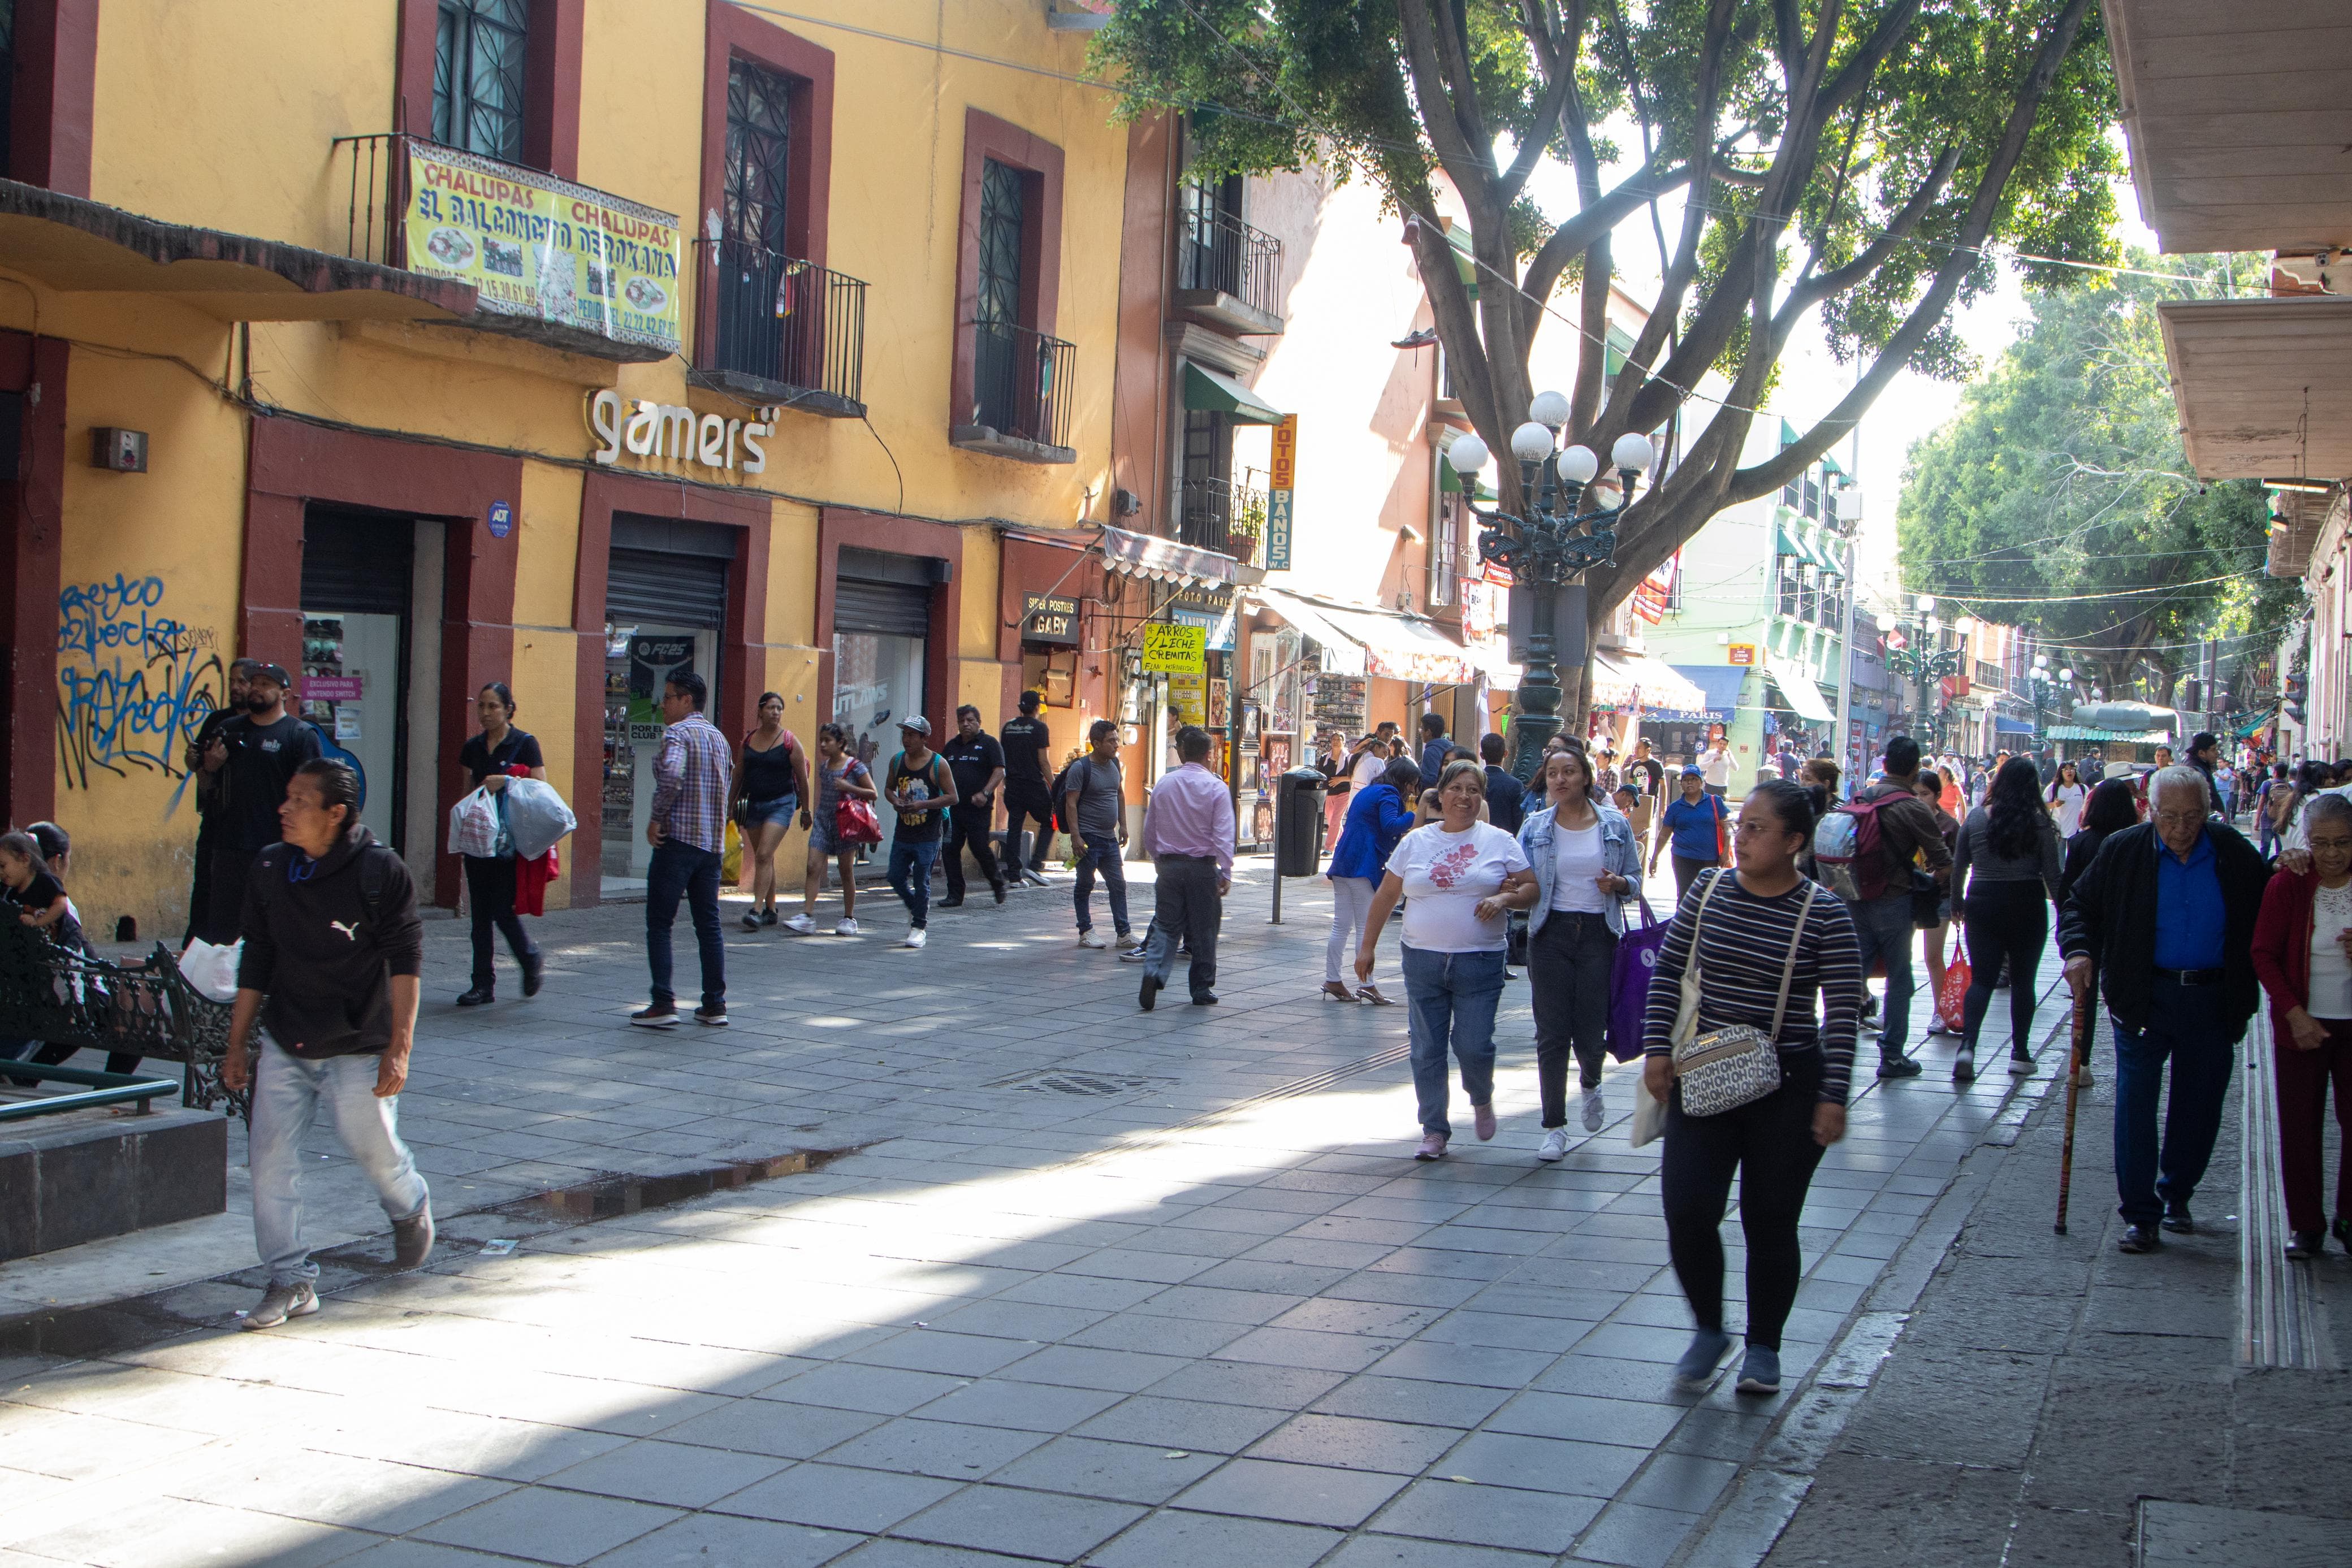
[
  {"xmin": 1629, "ymin": 1071, "xmax": 1668, "ymax": 1149},
  {"xmin": 500, "ymin": 778, "xmax": 577, "ymax": 861},
  {"xmin": 447, "ymin": 786, "xmax": 502, "ymax": 858},
  {"xmin": 178, "ymin": 937, "xmax": 244, "ymax": 1003}
]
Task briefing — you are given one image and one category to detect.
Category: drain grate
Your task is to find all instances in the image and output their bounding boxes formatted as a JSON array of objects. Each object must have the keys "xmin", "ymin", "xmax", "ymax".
[{"xmin": 989, "ymin": 1069, "xmax": 1173, "ymax": 1097}]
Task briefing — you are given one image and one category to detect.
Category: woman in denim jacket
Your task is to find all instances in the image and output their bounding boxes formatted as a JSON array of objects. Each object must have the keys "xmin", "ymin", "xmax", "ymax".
[{"xmin": 1518, "ymin": 748, "xmax": 1644, "ymax": 1156}]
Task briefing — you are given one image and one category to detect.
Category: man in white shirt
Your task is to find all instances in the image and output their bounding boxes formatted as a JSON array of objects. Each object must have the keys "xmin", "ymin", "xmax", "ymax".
[{"xmin": 1699, "ymin": 733, "xmax": 1734, "ymax": 797}]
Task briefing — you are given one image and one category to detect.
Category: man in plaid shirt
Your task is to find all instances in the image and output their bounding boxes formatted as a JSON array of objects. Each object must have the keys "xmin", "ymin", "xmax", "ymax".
[{"xmin": 634, "ymin": 670, "xmax": 734, "ymax": 1028}]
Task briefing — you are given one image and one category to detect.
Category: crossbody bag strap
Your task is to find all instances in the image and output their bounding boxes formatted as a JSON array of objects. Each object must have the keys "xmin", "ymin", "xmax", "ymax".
[
  {"xmin": 1687, "ymin": 868, "xmax": 1724, "ymax": 981},
  {"xmin": 1767, "ymin": 884, "xmax": 1818, "ymax": 1043}
]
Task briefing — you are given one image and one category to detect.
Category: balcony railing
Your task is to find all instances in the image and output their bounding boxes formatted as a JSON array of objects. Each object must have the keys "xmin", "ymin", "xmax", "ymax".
[
  {"xmin": 956, "ymin": 320, "xmax": 1076, "ymax": 461},
  {"xmin": 330, "ymin": 130, "xmax": 678, "ymax": 363},
  {"xmin": 1176, "ymin": 206, "xmax": 1284, "ymax": 329},
  {"xmin": 691, "ymin": 238, "xmax": 867, "ymax": 418},
  {"xmin": 1177, "ymin": 471, "xmax": 1268, "ymax": 564}
]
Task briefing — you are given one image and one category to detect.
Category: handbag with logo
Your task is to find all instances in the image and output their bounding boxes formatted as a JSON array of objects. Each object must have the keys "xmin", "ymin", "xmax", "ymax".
[{"xmin": 1671, "ymin": 873, "xmax": 1816, "ymax": 1117}]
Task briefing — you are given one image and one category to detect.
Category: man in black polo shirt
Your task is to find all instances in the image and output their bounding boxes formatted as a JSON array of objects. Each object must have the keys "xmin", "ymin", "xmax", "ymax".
[
  {"xmin": 1000, "ymin": 690, "xmax": 1054, "ymax": 885},
  {"xmin": 940, "ymin": 705, "xmax": 1008, "ymax": 907}
]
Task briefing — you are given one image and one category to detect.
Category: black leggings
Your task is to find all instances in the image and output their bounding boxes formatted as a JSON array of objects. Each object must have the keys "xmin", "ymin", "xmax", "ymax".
[
  {"xmin": 1660, "ymin": 1050, "xmax": 1825, "ymax": 1352},
  {"xmin": 1960, "ymin": 880, "xmax": 2047, "ymax": 1057},
  {"xmin": 465, "ymin": 854, "xmax": 539, "ymax": 989}
]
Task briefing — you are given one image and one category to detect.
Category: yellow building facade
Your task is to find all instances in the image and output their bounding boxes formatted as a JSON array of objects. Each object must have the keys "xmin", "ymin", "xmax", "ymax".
[{"xmin": 1, "ymin": 0, "xmax": 1135, "ymax": 933}]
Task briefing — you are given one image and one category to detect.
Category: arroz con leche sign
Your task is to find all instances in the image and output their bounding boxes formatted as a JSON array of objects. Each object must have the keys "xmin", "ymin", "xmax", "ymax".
[{"xmin": 404, "ymin": 143, "xmax": 682, "ymax": 354}]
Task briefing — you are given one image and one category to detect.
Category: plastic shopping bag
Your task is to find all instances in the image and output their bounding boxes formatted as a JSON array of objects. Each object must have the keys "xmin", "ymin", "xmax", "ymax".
[
  {"xmin": 1936, "ymin": 933, "xmax": 1971, "ymax": 1034},
  {"xmin": 722, "ymin": 820, "xmax": 743, "ymax": 883},
  {"xmin": 178, "ymin": 937, "xmax": 244, "ymax": 1003},
  {"xmin": 447, "ymin": 786, "xmax": 502, "ymax": 858},
  {"xmin": 1630, "ymin": 1071, "xmax": 1667, "ymax": 1149},
  {"xmin": 500, "ymin": 777, "xmax": 577, "ymax": 861}
]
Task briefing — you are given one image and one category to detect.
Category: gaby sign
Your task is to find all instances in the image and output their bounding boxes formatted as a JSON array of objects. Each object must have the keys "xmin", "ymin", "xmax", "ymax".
[{"xmin": 587, "ymin": 389, "xmax": 776, "ymax": 474}]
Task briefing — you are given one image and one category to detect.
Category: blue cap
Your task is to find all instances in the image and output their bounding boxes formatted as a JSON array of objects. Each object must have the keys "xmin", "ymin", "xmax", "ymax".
[{"xmin": 1680, "ymin": 764, "xmax": 1704, "ymax": 777}]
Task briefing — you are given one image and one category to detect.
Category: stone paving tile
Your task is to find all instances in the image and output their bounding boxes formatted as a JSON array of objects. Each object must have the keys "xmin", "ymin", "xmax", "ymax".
[
  {"xmin": 1071, "ymin": 1394, "xmax": 1294, "ymax": 1454},
  {"xmin": 711, "ymin": 1462, "xmax": 963, "ymax": 1534},
  {"xmin": 1369, "ymin": 1476, "xmax": 1604, "ymax": 1553},
  {"xmin": 410, "ymin": 1487, "xmax": 680, "ymax": 1565},
  {"xmin": 894, "ymin": 1483, "xmax": 1146, "ymax": 1559},
  {"xmin": 1244, "ymin": 1411, "xmax": 1467, "ymax": 1475},
  {"xmin": 1172, "ymin": 1456, "xmax": 1411, "ymax": 1527},
  {"xmin": 819, "ymin": 1417, "xmax": 1053, "ymax": 1481},
  {"xmin": 580, "ymin": 1512, "xmax": 862, "ymax": 1567},
  {"xmin": 911, "ymin": 1378, "xmax": 1130, "ymax": 1434},
  {"xmin": 1081, "ymin": 1510, "xmax": 1343, "ymax": 1568},
  {"xmin": 537, "ymin": 1438, "xmax": 792, "ymax": 1508}
]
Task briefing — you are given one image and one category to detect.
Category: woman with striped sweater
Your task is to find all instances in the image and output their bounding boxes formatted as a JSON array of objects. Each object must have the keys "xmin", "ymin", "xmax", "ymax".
[{"xmin": 1641, "ymin": 778, "xmax": 1865, "ymax": 1397}]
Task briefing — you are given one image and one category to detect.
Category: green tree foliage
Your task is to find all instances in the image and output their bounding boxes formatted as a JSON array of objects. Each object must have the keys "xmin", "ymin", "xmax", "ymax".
[
  {"xmin": 1897, "ymin": 254, "xmax": 2300, "ymax": 704},
  {"xmin": 1093, "ymin": 0, "xmax": 2121, "ymax": 651}
]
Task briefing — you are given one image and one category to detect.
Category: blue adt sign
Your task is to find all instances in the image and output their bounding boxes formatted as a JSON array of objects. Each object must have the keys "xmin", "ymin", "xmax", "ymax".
[{"xmin": 487, "ymin": 500, "xmax": 513, "ymax": 539}]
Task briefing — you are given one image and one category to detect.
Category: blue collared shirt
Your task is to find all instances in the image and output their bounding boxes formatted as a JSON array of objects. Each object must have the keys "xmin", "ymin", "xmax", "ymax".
[{"xmin": 2152, "ymin": 828, "xmax": 2226, "ymax": 970}]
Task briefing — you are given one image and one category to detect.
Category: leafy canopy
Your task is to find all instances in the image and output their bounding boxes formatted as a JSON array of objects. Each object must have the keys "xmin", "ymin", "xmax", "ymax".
[{"xmin": 1897, "ymin": 253, "xmax": 2299, "ymax": 701}]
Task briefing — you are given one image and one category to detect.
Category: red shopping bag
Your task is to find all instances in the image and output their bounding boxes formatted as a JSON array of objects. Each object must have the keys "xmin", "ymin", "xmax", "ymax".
[{"xmin": 1936, "ymin": 932, "xmax": 1971, "ymax": 1034}]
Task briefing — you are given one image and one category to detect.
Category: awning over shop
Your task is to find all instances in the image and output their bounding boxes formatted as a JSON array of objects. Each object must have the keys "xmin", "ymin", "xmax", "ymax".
[
  {"xmin": 1183, "ymin": 362, "xmax": 1285, "ymax": 425},
  {"xmin": 1248, "ymin": 587, "xmax": 1368, "ymax": 678},
  {"xmin": 1099, "ymin": 525, "xmax": 1240, "ymax": 588},
  {"xmin": 1765, "ymin": 656, "xmax": 1836, "ymax": 724},
  {"xmin": 1668, "ymin": 664, "xmax": 1750, "ymax": 724},
  {"xmin": 1254, "ymin": 591, "xmax": 1475, "ymax": 685},
  {"xmin": 1774, "ymin": 524, "xmax": 1822, "ymax": 570},
  {"xmin": 1994, "ymin": 717, "xmax": 2036, "ymax": 738},
  {"xmin": 2046, "ymin": 725, "xmax": 2171, "ymax": 744},
  {"xmin": 2158, "ymin": 298, "xmax": 2352, "ymax": 479},
  {"xmin": 1589, "ymin": 653, "xmax": 1712, "ymax": 718}
]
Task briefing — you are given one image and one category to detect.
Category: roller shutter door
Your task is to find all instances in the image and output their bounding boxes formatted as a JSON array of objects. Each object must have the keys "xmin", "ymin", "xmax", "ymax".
[
  {"xmin": 833, "ymin": 578, "xmax": 930, "ymax": 638},
  {"xmin": 607, "ymin": 547, "xmax": 729, "ymax": 628},
  {"xmin": 302, "ymin": 512, "xmax": 414, "ymax": 616}
]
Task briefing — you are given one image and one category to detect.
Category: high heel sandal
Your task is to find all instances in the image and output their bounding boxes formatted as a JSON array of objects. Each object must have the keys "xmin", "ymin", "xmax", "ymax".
[
  {"xmin": 1321, "ymin": 981, "xmax": 1355, "ymax": 1002},
  {"xmin": 1356, "ymin": 985, "xmax": 1396, "ymax": 1006}
]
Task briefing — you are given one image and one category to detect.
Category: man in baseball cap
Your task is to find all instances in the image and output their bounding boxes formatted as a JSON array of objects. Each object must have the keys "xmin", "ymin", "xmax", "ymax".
[
  {"xmin": 882, "ymin": 716, "xmax": 953, "ymax": 948},
  {"xmin": 196, "ymin": 656, "xmax": 322, "ymax": 943}
]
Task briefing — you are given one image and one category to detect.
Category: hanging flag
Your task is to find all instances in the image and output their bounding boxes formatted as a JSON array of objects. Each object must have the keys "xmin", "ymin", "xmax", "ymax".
[{"xmin": 1632, "ymin": 552, "xmax": 1679, "ymax": 623}]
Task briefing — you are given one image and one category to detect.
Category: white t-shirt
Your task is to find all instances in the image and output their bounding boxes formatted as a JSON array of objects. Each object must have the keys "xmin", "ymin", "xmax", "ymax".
[
  {"xmin": 2311, "ymin": 882, "xmax": 2352, "ymax": 1020},
  {"xmin": 1389, "ymin": 822, "xmax": 1530, "ymax": 953},
  {"xmin": 1701, "ymin": 746, "xmax": 1733, "ymax": 787},
  {"xmin": 1549, "ymin": 821, "xmax": 1611, "ymax": 912},
  {"xmin": 1351, "ymin": 748, "xmax": 1388, "ymax": 793},
  {"xmin": 2049, "ymin": 781, "xmax": 2086, "ymax": 837}
]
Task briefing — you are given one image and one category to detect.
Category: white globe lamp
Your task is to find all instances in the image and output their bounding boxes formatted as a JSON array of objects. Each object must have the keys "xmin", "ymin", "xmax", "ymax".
[
  {"xmin": 1447, "ymin": 434, "xmax": 1489, "ymax": 474},
  {"xmin": 1610, "ymin": 432, "xmax": 1655, "ymax": 473},
  {"xmin": 1509, "ymin": 422, "xmax": 1555, "ymax": 463},
  {"xmin": 1554, "ymin": 444, "xmax": 1599, "ymax": 485},
  {"xmin": 1528, "ymin": 389, "xmax": 1571, "ymax": 428}
]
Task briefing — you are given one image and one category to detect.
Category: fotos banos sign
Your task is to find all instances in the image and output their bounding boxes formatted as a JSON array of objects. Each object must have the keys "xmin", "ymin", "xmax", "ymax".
[
  {"xmin": 587, "ymin": 389, "xmax": 777, "ymax": 475},
  {"xmin": 403, "ymin": 143, "xmax": 682, "ymax": 354}
]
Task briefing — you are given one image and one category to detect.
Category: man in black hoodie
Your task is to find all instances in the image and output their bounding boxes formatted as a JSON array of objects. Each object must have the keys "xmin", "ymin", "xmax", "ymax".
[{"xmin": 224, "ymin": 759, "xmax": 433, "ymax": 1328}]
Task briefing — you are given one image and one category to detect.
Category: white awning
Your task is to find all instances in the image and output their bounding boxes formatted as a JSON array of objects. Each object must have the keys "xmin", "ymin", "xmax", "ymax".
[
  {"xmin": 1248, "ymin": 587, "xmax": 1368, "ymax": 677},
  {"xmin": 1765, "ymin": 656, "xmax": 1836, "ymax": 724},
  {"xmin": 1098, "ymin": 524, "xmax": 1239, "ymax": 588},
  {"xmin": 1589, "ymin": 652, "xmax": 1711, "ymax": 716}
]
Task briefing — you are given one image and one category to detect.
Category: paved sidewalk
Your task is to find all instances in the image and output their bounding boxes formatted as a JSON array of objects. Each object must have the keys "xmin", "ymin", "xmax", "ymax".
[
  {"xmin": 0, "ymin": 866, "xmax": 2083, "ymax": 1567},
  {"xmin": 1763, "ymin": 1010, "xmax": 2352, "ymax": 1567}
]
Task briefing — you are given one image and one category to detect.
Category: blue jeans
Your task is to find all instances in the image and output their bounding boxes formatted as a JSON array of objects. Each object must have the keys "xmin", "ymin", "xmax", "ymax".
[
  {"xmin": 1848, "ymin": 896, "xmax": 1917, "ymax": 1059},
  {"xmin": 2112, "ymin": 979, "xmax": 2236, "ymax": 1227},
  {"xmin": 646, "ymin": 838, "xmax": 724, "ymax": 1010},
  {"xmin": 888, "ymin": 837, "xmax": 941, "ymax": 928},
  {"xmin": 1402, "ymin": 945, "xmax": 1506, "ymax": 1138},
  {"xmin": 1073, "ymin": 835, "xmax": 1131, "ymax": 937},
  {"xmin": 249, "ymin": 1041, "xmax": 429, "ymax": 1287}
]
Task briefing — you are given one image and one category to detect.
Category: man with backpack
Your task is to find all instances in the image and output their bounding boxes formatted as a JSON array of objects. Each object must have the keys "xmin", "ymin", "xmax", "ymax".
[
  {"xmin": 1813, "ymin": 735, "xmax": 1952, "ymax": 1078},
  {"xmin": 223, "ymin": 759, "xmax": 431, "ymax": 1329},
  {"xmin": 1063, "ymin": 718, "xmax": 1132, "ymax": 950}
]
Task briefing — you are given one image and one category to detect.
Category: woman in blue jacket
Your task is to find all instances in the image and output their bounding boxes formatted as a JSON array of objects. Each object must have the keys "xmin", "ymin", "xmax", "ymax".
[
  {"xmin": 1518, "ymin": 747, "xmax": 1644, "ymax": 1156},
  {"xmin": 1325, "ymin": 756, "xmax": 1421, "ymax": 1003}
]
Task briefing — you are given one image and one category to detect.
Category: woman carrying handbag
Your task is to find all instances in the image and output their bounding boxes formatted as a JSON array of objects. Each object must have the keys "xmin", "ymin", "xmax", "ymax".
[
  {"xmin": 1641, "ymin": 779, "xmax": 1865, "ymax": 1397},
  {"xmin": 785, "ymin": 723, "xmax": 877, "ymax": 936},
  {"xmin": 1517, "ymin": 748, "xmax": 1642, "ymax": 1153}
]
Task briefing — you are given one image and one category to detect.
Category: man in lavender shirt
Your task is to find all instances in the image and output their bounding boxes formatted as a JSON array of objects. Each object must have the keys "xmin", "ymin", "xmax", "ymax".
[{"xmin": 1138, "ymin": 725, "xmax": 1238, "ymax": 1010}]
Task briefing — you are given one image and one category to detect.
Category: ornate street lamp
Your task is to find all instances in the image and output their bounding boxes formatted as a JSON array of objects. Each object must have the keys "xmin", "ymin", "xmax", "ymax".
[
  {"xmin": 1449, "ymin": 399, "xmax": 1653, "ymax": 780},
  {"xmin": 2028, "ymin": 653, "xmax": 2074, "ymax": 737},
  {"xmin": 1885, "ymin": 597, "xmax": 1969, "ymax": 755}
]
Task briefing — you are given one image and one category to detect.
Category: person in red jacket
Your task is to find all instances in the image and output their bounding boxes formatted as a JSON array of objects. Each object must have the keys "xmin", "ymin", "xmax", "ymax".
[{"xmin": 2250, "ymin": 791, "xmax": 2352, "ymax": 1259}]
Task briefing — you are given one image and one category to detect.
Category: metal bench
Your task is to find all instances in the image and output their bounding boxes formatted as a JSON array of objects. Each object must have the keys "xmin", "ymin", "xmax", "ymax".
[{"xmin": 0, "ymin": 919, "xmax": 241, "ymax": 1120}]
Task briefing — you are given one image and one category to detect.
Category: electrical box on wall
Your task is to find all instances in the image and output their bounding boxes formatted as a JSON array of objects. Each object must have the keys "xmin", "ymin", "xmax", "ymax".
[{"xmin": 92, "ymin": 427, "xmax": 148, "ymax": 473}]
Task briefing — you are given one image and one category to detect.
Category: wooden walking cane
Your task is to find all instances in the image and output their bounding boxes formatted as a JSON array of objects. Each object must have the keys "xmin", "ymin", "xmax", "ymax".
[{"xmin": 2055, "ymin": 981, "xmax": 2087, "ymax": 1235}]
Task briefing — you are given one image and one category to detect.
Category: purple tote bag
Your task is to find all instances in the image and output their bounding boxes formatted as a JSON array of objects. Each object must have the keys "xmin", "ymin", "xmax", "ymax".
[{"xmin": 1607, "ymin": 898, "xmax": 1669, "ymax": 1062}]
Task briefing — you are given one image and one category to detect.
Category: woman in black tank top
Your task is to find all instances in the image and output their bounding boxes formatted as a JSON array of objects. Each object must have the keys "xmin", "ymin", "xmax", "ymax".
[{"xmin": 730, "ymin": 692, "xmax": 811, "ymax": 930}]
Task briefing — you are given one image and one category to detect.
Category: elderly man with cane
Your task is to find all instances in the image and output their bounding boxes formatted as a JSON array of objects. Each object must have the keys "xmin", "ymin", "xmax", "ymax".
[{"xmin": 2059, "ymin": 765, "xmax": 2268, "ymax": 1253}]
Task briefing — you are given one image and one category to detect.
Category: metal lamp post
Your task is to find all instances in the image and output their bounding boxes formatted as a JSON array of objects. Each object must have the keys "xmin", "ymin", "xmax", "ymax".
[
  {"xmin": 1447, "ymin": 398, "xmax": 1653, "ymax": 782},
  {"xmin": 1885, "ymin": 597, "xmax": 1969, "ymax": 756},
  {"xmin": 2029, "ymin": 653, "xmax": 2074, "ymax": 740}
]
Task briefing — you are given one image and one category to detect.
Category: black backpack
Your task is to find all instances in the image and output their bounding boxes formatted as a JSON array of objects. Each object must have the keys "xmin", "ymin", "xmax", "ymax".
[{"xmin": 247, "ymin": 842, "xmax": 396, "ymax": 933}]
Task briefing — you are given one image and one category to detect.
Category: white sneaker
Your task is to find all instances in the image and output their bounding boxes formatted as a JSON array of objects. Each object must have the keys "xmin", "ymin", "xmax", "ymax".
[
  {"xmin": 1537, "ymin": 1128, "xmax": 1569, "ymax": 1162},
  {"xmin": 1078, "ymin": 932, "xmax": 1107, "ymax": 949},
  {"xmin": 903, "ymin": 928, "xmax": 927, "ymax": 949},
  {"xmin": 781, "ymin": 914, "xmax": 815, "ymax": 935},
  {"xmin": 835, "ymin": 919, "xmax": 861, "ymax": 937}
]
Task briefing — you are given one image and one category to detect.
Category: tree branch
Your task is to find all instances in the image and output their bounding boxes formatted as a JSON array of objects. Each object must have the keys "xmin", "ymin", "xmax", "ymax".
[{"xmin": 1395, "ymin": 0, "xmax": 1498, "ymax": 209}]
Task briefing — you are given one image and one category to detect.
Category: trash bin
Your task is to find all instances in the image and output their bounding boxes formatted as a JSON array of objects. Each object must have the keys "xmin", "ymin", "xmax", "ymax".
[{"xmin": 1275, "ymin": 766, "xmax": 1327, "ymax": 878}]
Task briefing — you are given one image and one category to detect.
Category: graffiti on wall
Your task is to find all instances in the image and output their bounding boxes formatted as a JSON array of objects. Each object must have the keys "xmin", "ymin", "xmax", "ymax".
[{"xmin": 57, "ymin": 573, "xmax": 224, "ymax": 811}]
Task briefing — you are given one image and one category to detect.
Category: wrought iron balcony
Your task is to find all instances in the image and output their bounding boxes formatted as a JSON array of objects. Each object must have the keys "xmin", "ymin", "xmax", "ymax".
[
  {"xmin": 1175, "ymin": 206, "xmax": 1284, "ymax": 335},
  {"xmin": 689, "ymin": 239, "xmax": 867, "ymax": 418},
  {"xmin": 331, "ymin": 130, "xmax": 680, "ymax": 364},
  {"xmin": 953, "ymin": 320, "xmax": 1076, "ymax": 465},
  {"xmin": 1177, "ymin": 471, "xmax": 1268, "ymax": 565}
]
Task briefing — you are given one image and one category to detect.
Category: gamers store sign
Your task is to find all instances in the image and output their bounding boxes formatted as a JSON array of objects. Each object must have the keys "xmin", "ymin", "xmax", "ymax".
[{"xmin": 587, "ymin": 388, "xmax": 777, "ymax": 474}]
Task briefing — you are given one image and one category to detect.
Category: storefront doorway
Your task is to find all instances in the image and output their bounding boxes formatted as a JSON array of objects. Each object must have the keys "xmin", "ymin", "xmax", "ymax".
[
  {"xmin": 832, "ymin": 547, "xmax": 935, "ymax": 765},
  {"xmin": 300, "ymin": 506, "xmax": 427, "ymax": 852},
  {"xmin": 602, "ymin": 518, "xmax": 734, "ymax": 889}
]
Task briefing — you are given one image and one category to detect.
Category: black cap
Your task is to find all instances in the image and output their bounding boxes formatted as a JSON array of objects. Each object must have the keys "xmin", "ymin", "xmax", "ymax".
[{"xmin": 249, "ymin": 662, "xmax": 293, "ymax": 688}]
